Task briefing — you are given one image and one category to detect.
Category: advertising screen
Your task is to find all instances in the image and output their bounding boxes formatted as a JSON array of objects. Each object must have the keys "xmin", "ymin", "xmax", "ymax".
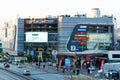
[
  {"xmin": 87, "ymin": 33, "xmax": 112, "ymax": 49},
  {"xmin": 25, "ymin": 32, "xmax": 48, "ymax": 42},
  {"xmin": 87, "ymin": 33, "xmax": 112, "ymax": 43}
]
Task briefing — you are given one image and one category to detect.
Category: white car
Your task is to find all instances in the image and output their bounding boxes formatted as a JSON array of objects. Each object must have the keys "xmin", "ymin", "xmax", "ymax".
[
  {"xmin": 17, "ymin": 64, "xmax": 22, "ymax": 68},
  {"xmin": 23, "ymin": 70, "xmax": 31, "ymax": 75}
]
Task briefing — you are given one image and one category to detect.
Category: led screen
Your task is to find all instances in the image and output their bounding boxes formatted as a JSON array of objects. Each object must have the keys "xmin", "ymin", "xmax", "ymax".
[{"xmin": 26, "ymin": 32, "xmax": 48, "ymax": 42}]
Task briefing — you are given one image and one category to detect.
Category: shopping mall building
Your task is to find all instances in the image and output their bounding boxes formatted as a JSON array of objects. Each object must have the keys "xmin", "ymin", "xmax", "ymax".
[
  {"xmin": 2, "ymin": 8, "xmax": 117, "ymax": 59},
  {"xmin": 58, "ymin": 10, "xmax": 117, "ymax": 55}
]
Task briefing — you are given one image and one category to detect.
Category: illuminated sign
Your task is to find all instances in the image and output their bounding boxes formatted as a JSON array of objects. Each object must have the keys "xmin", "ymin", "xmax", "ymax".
[
  {"xmin": 71, "ymin": 45, "xmax": 76, "ymax": 51},
  {"xmin": 26, "ymin": 32, "xmax": 48, "ymax": 42},
  {"xmin": 87, "ymin": 33, "xmax": 112, "ymax": 43},
  {"xmin": 87, "ymin": 33, "xmax": 112, "ymax": 49},
  {"xmin": 77, "ymin": 28, "xmax": 86, "ymax": 32},
  {"xmin": 67, "ymin": 24, "xmax": 87, "ymax": 52}
]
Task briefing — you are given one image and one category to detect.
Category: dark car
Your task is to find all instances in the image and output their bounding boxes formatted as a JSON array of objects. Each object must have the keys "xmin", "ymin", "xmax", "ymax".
[{"xmin": 4, "ymin": 62, "xmax": 10, "ymax": 68}]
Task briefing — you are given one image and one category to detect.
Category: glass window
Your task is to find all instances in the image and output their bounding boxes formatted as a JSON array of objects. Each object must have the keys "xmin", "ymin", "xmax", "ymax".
[{"xmin": 112, "ymin": 54, "xmax": 120, "ymax": 58}]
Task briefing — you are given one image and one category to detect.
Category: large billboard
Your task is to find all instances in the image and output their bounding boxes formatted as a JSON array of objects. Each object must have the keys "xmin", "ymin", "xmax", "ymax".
[
  {"xmin": 87, "ymin": 33, "xmax": 112, "ymax": 49},
  {"xmin": 67, "ymin": 24, "xmax": 112, "ymax": 52},
  {"xmin": 25, "ymin": 32, "xmax": 48, "ymax": 43},
  {"xmin": 87, "ymin": 33, "xmax": 112, "ymax": 43}
]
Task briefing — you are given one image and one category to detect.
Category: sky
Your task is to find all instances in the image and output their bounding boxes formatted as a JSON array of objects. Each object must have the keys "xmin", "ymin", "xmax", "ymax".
[{"xmin": 0, "ymin": 0, "xmax": 120, "ymax": 36}]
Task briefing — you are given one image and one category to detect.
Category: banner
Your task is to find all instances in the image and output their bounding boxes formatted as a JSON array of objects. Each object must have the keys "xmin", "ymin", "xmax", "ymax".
[
  {"xmin": 30, "ymin": 50, "xmax": 34, "ymax": 56},
  {"xmin": 65, "ymin": 58, "xmax": 71, "ymax": 67},
  {"xmin": 58, "ymin": 58, "xmax": 63, "ymax": 71},
  {"xmin": 38, "ymin": 51, "xmax": 43, "ymax": 62},
  {"xmin": 100, "ymin": 59, "xmax": 104, "ymax": 70}
]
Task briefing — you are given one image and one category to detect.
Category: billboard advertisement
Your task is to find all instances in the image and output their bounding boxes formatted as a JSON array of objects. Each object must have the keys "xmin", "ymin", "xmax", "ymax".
[
  {"xmin": 65, "ymin": 58, "xmax": 71, "ymax": 67},
  {"xmin": 87, "ymin": 33, "xmax": 112, "ymax": 49},
  {"xmin": 25, "ymin": 32, "xmax": 48, "ymax": 42},
  {"xmin": 87, "ymin": 33, "xmax": 112, "ymax": 43},
  {"xmin": 67, "ymin": 25, "xmax": 87, "ymax": 52},
  {"xmin": 67, "ymin": 24, "xmax": 112, "ymax": 52}
]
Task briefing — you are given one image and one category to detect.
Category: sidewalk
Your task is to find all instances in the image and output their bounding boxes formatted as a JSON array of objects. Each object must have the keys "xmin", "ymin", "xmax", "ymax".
[
  {"xmin": 24, "ymin": 62, "xmax": 62, "ymax": 74},
  {"xmin": 24, "ymin": 62, "xmax": 106, "ymax": 80}
]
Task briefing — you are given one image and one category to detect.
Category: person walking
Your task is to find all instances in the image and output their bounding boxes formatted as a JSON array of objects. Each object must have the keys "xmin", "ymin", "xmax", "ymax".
[
  {"xmin": 87, "ymin": 68, "xmax": 90, "ymax": 74},
  {"xmin": 43, "ymin": 62, "xmax": 45, "ymax": 68}
]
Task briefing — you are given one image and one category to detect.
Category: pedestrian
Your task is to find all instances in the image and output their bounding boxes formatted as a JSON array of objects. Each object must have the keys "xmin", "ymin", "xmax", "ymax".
[
  {"xmin": 87, "ymin": 68, "xmax": 90, "ymax": 74},
  {"xmin": 36, "ymin": 62, "xmax": 38, "ymax": 66},
  {"xmin": 38, "ymin": 62, "xmax": 41, "ymax": 69},
  {"xmin": 76, "ymin": 69, "xmax": 79, "ymax": 75},
  {"xmin": 62, "ymin": 68, "xmax": 65, "ymax": 73},
  {"xmin": 38, "ymin": 62, "xmax": 41, "ymax": 66},
  {"xmin": 73, "ymin": 70, "xmax": 75, "ymax": 74},
  {"xmin": 109, "ymin": 72, "xmax": 112, "ymax": 79},
  {"xmin": 43, "ymin": 63, "xmax": 45, "ymax": 68},
  {"xmin": 57, "ymin": 64, "xmax": 59, "ymax": 71},
  {"xmin": 90, "ymin": 69, "xmax": 92, "ymax": 74}
]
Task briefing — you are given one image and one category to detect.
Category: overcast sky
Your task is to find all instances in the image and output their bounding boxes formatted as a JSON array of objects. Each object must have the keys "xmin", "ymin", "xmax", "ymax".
[{"xmin": 0, "ymin": 0, "xmax": 120, "ymax": 37}]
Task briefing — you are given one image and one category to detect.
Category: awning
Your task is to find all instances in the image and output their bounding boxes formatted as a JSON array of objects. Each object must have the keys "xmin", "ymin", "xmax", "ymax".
[{"xmin": 57, "ymin": 50, "xmax": 109, "ymax": 56}]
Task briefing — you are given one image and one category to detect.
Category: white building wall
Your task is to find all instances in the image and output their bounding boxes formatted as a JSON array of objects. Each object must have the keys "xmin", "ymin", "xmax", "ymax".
[{"xmin": 2, "ymin": 18, "xmax": 19, "ymax": 55}]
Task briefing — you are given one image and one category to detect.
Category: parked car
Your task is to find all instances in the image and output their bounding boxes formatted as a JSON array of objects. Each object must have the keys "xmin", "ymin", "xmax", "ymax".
[{"xmin": 23, "ymin": 70, "xmax": 31, "ymax": 75}]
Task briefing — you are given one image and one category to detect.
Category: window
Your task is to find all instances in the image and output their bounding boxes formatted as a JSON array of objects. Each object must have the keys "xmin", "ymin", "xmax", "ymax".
[{"xmin": 112, "ymin": 54, "xmax": 120, "ymax": 58}]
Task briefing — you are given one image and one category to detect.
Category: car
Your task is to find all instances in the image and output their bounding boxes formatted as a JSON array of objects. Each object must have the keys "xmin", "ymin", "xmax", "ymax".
[
  {"xmin": 17, "ymin": 64, "xmax": 22, "ymax": 68},
  {"xmin": 12, "ymin": 61, "xmax": 18, "ymax": 65},
  {"xmin": 4, "ymin": 63, "xmax": 10, "ymax": 68},
  {"xmin": 23, "ymin": 70, "xmax": 31, "ymax": 75}
]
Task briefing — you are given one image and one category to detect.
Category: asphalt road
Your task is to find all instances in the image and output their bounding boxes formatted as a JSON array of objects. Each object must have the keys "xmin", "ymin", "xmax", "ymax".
[
  {"xmin": 0, "ymin": 62, "xmax": 68, "ymax": 80},
  {"xmin": 0, "ymin": 68, "xmax": 27, "ymax": 80}
]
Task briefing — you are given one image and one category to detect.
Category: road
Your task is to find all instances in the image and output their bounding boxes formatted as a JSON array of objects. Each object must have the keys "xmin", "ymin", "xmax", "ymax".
[
  {"xmin": 0, "ymin": 62, "xmax": 68, "ymax": 80},
  {"xmin": 0, "ymin": 68, "xmax": 28, "ymax": 80}
]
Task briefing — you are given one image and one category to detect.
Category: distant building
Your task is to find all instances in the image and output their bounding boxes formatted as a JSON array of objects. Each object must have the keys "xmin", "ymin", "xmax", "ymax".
[
  {"xmin": 2, "ymin": 19, "xmax": 24, "ymax": 55},
  {"xmin": 2, "ymin": 17, "xmax": 58, "ymax": 56}
]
